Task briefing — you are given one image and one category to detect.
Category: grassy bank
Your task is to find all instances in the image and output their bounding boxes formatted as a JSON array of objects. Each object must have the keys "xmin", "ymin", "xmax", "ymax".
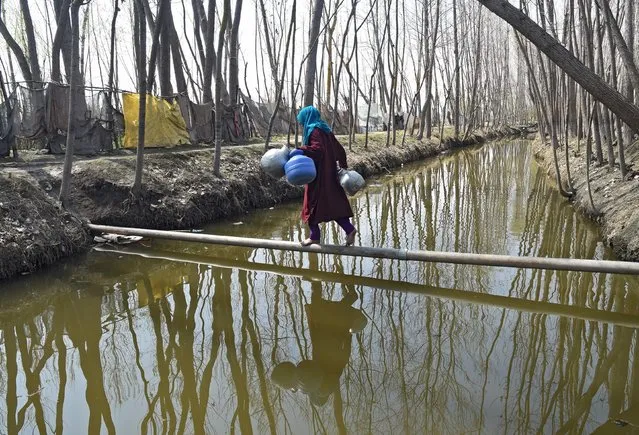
[
  {"xmin": 0, "ymin": 129, "xmax": 513, "ymax": 281},
  {"xmin": 532, "ymin": 138, "xmax": 639, "ymax": 261}
]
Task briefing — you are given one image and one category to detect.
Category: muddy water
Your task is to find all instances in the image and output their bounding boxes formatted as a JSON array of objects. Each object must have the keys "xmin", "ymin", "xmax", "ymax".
[{"xmin": 1, "ymin": 141, "xmax": 639, "ymax": 434}]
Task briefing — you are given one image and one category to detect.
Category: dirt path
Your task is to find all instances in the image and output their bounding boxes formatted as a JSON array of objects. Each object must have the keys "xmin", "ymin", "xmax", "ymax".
[{"xmin": 0, "ymin": 142, "xmax": 260, "ymax": 170}]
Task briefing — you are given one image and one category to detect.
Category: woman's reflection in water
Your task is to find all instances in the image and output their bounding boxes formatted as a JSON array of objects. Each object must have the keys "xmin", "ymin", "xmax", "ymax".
[{"xmin": 270, "ymin": 258, "xmax": 367, "ymax": 432}]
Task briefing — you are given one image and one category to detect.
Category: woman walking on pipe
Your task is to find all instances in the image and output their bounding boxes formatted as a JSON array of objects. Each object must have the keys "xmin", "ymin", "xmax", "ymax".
[{"xmin": 294, "ymin": 106, "xmax": 358, "ymax": 247}]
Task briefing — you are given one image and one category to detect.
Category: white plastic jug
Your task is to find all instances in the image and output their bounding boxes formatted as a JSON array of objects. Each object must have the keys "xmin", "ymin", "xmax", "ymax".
[
  {"xmin": 338, "ymin": 167, "xmax": 365, "ymax": 196},
  {"xmin": 260, "ymin": 145, "xmax": 290, "ymax": 179}
]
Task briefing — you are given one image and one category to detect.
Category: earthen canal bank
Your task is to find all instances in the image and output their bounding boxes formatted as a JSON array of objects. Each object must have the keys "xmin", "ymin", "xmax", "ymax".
[
  {"xmin": 532, "ymin": 139, "xmax": 639, "ymax": 263},
  {"xmin": 6, "ymin": 129, "xmax": 610, "ymax": 282}
]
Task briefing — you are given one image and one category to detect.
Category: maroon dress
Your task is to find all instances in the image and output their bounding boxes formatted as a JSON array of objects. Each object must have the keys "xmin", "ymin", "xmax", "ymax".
[{"xmin": 300, "ymin": 129, "xmax": 353, "ymax": 225}]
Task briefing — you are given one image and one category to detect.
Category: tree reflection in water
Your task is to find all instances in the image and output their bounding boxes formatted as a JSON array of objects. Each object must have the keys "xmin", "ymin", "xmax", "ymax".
[{"xmin": 0, "ymin": 141, "xmax": 638, "ymax": 434}]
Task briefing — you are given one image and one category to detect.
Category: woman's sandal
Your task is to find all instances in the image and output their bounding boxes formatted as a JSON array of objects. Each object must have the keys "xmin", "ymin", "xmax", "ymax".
[
  {"xmin": 345, "ymin": 229, "xmax": 357, "ymax": 246},
  {"xmin": 301, "ymin": 238, "xmax": 320, "ymax": 247}
]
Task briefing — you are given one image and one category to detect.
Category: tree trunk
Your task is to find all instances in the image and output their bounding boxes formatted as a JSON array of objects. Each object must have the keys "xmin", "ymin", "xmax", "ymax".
[
  {"xmin": 79, "ymin": 4, "xmax": 89, "ymax": 80},
  {"xmin": 476, "ymin": 0, "xmax": 639, "ymax": 133},
  {"xmin": 158, "ymin": 10, "xmax": 173, "ymax": 96},
  {"xmin": 132, "ymin": 0, "xmax": 147, "ymax": 195},
  {"xmin": 166, "ymin": 5, "xmax": 188, "ymax": 94},
  {"xmin": 390, "ymin": 0, "xmax": 400, "ymax": 147},
  {"xmin": 452, "ymin": 0, "xmax": 460, "ymax": 138},
  {"xmin": 190, "ymin": 0, "xmax": 207, "ymax": 74},
  {"xmin": 228, "ymin": 0, "xmax": 244, "ymax": 104},
  {"xmin": 599, "ymin": 8, "xmax": 615, "ymax": 169},
  {"xmin": 146, "ymin": 0, "xmax": 170, "ymax": 91},
  {"xmin": 213, "ymin": 0, "xmax": 231, "ymax": 176},
  {"xmin": 417, "ymin": 0, "xmax": 441, "ymax": 140},
  {"xmin": 19, "ymin": 0, "xmax": 42, "ymax": 84},
  {"xmin": 325, "ymin": 5, "xmax": 339, "ymax": 110},
  {"xmin": 106, "ymin": 0, "xmax": 120, "ymax": 149},
  {"xmin": 624, "ymin": 0, "xmax": 635, "ymax": 144},
  {"xmin": 303, "ymin": 0, "xmax": 325, "ymax": 107},
  {"xmin": 257, "ymin": 0, "xmax": 278, "ymax": 97},
  {"xmin": 593, "ymin": 6, "xmax": 606, "ymax": 165},
  {"xmin": 563, "ymin": 85, "xmax": 574, "ymax": 192},
  {"xmin": 0, "ymin": 67, "xmax": 17, "ymax": 158},
  {"xmin": 330, "ymin": 1, "xmax": 356, "ymax": 127},
  {"xmin": 51, "ymin": 0, "xmax": 72, "ymax": 82},
  {"xmin": 54, "ymin": 0, "xmax": 75, "ymax": 81},
  {"xmin": 202, "ymin": 0, "xmax": 216, "ymax": 102},
  {"xmin": 598, "ymin": 0, "xmax": 639, "ymax": 90},
  {"xmin": 288, "ymin": 15, "xmax": 297, "ymax": 145},
  {"xmin": 604, "ymin": 0, "xmax": 625, "ymax": 177},
  {"xmin": 264, "ymin": 0, "xmax": 296, "ymax": 150},
  {"xmin": 425, "ymin": 0, "xmax": 441, "ymax": 139},
  {"xmin": 584, "ymin": 104, "xmax": 599, "ymax": 214},
  {"xmin": 0, "ymin": 14, "xmax": 34, "ymax": 84},
  {"xmin": 59, "ymin": 0, "xmax": 82, "ymax": 207},
  {"xmin": 462, "ymin": 6, "xmax": 483, "ymax": 140},
  {"xmin": 352, "ymin": 5, "xmax": 360, "ymax": 144}
]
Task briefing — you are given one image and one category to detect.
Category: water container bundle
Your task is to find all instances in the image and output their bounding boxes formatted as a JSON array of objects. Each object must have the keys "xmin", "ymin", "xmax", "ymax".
[
  {"xmin": 260, "ymin": 145, "xmax": 290, "ymax": 179},
  {"xmin": 338, "ymin": 168, "xmax": 365, "ymax": 196},
  {"xmin": 285, "ymin": 149, "xmax": 316, "ymax": 185}
]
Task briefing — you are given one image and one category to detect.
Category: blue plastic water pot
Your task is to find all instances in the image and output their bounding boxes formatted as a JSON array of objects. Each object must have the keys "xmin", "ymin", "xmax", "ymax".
[{"xmin": 285, "ymin": 154, "xmax": 316, "ymax": 185}]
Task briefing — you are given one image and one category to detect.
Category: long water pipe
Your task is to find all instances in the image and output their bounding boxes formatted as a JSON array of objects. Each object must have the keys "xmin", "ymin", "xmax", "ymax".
[{"xmin": 88, "ymin": 224, "xmax": 639, "ymax": 275}]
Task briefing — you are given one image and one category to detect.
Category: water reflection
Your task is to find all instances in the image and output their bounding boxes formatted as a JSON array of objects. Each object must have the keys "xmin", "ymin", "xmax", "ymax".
[
  {"xmin": 272, "ymin": 257, "xmax": 366, "ymax": 433},
  {"xmin": 1, "ymin": 141, "xmax": 638, "ymax": 434}
]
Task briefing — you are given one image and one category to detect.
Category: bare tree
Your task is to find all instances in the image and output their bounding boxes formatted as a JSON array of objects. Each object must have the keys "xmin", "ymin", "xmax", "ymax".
[
  {"xmin": 452, "ymin": 0, "xmax": 461, "ymax": 138},
  {"xmin": 417, "ymin": 0, "xmax": 442, "ymax": 140},
  {"xmin": 59, "ymin": 0, "xmax": 86, "ymax": 206},
  {"xmin": 476, "ymin": 0, "xmax": 639, "ymax": 133},
  {"xmin": 146, "ymin": 0, "xmax": 170, "ymax": 92},
  {"xmin": 132, "ymin": 0, "xmax": 147, "ymax": 195},
  {"xmin": 623, "ymin": 0, "xmax": 635, "ymax": 143},
  {"xmin": 213, "ymin": 0, "xmax": 231, "ymax": 176},
  {"xmin": 598, "ymin": 0, "xmax": 639, "ymax": 90},
  {"xmin": 202, "ymin": 0, "xmax": 216, "ymax": 102},
  {"xmin": 106, "ymin": 0, "xmax": 121, "ymax": 149},
  {"xmin": 52, "ymin": 0, "xmax": 80, "ymax": 82},
  {"xmin": 303, "ymin": 0, "xmax": 325, "ymax": 106},
  {"xmin": 264, "ymin": 0, "xmax": 297, "ymax": 150},
  {"xmin": 0, "ymin": 7, "xmax": 35, "ymax": 84},
  {"xmin": 228, "ymin": 0, "xmax": 244, "ymax": 104},
  {"xmin": 0, "ymin": 66, "xmax": 17, "ymax": 158},
  {"xmin": 18, "ymin": 0, "xmax": 42, "ymax": 84}
]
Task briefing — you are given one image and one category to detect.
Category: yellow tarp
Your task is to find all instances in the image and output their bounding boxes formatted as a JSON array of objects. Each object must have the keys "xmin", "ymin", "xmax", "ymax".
[
  {"xmin": 122, "ymin": 93, "xmax": 190, "ymax": 148},
  {"xmin": 136, "ymin": 271, "xmax": 184, "ymax": 307}
]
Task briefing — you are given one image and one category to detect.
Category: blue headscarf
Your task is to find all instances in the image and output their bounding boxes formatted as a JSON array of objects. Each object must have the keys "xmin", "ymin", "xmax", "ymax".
[{"xmin": 297, "ymin": 106, "xmax": 332, "ymax": 145}]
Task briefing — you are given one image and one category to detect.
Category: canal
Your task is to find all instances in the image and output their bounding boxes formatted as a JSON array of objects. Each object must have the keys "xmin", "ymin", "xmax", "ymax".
[{"xmin": 1, "ymin": 141, "xmax": 638, "ymax": 434}]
